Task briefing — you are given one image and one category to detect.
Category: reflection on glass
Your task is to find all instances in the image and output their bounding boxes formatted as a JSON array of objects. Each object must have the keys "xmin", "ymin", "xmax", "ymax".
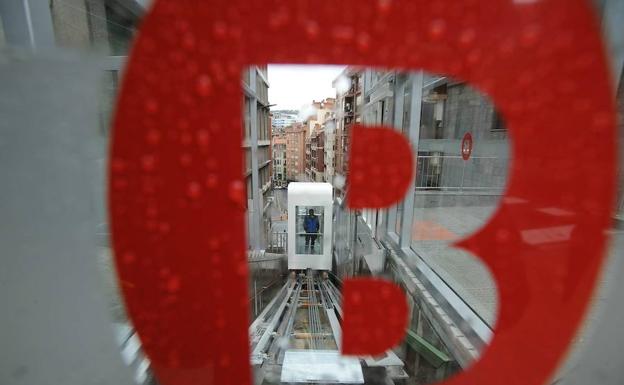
[{"xmin": 296, "ymin": 206, "xmax": 323, "ymax": 254}]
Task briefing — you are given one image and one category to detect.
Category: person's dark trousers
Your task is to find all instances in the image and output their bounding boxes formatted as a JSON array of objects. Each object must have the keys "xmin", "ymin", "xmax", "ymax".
[{"xmin": 305, "ymin": 234, "xmax": 317, "ymax": 248}]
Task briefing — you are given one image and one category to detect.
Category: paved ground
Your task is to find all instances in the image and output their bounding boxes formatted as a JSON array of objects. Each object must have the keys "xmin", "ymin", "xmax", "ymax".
[
  {"xmin": 410, "ymin": 204, "xmax": 623, "ymax": 330},
  {"xmin": 555, "ymin": 229, "xmax": 623, "ymax": 380},
  {"xmin": 409, "ymin": 201, "xmax": 624, "ymax": 380},
  {"xmin": 411, "ymin": 205, "xmax": 499, "ymax": 325},
  {"xmin": 270, "ymin": 188, "xmax": 289, "ymax": 233}
]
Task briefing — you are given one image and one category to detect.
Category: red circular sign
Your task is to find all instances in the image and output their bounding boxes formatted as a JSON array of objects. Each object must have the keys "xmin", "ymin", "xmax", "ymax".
[{"xmin": 461, "ymin": 132, "xmax": 473, "ymax": 161}]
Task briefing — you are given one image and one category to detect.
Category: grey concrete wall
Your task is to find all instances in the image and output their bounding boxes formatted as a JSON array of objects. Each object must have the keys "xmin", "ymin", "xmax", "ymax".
[
  {"xmin": 443, "ymin": 82, "xmax": 497, "ymax": 140},
  {"xmin": 415, "ymin": 82, "xmax": 510, "ymax": 201},
  {"xmin": 50, "ymin": 0, "xmax": 93, "ymax": 49},
  {"xmin": 0, "ymin": 51, "xmax": 135, "ymax": 385}
]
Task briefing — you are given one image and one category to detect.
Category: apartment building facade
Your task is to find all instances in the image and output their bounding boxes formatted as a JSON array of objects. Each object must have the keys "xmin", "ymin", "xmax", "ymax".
[
  {"xmin": 285, "ymin": 123, "xmax": 307, "ymax": 181},
  {"xmin": 305, "ymin": 98, "xmax": 336, "ymax": 137},
  {"xmin": 271, "ymin": 111, "xmax": 300, "ymax": 132},
  {"xmin": 272, "ymin": 132, "xmax": 287, "ymax": 187},
  {"xmin": 333, "ymin": 68, "xmax": 363, "ymax": 189},
  {"xmin": 242, "ymin": 65, "xmax": 272, "ymax": 249},
  {"xmin": 303, "ymin": 98, "xmax": 335, "ymax": 182},
  {"xmin": 305, "ymin": 128, "xmax": 325, "ymax": 182},
  {"xmin": 323, "ymin": 116, "xmax": 337, "ymax": 183}
]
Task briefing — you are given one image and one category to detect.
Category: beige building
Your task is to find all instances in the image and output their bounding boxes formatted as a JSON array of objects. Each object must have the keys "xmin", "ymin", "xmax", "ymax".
[
  {"xmin": 305, "ymin": 98, "xmax": 336, "ymax": 137},
  {"xmin": 303, "ymin": 98, "xmax": 335, "ymax": 181},
  {"xmin": 272, "ymin": 132, "xmax": 287, "ymax": 187},
  {"xmin": 285, "ymin": 124, "xmax": 307, "ymax": 181}
]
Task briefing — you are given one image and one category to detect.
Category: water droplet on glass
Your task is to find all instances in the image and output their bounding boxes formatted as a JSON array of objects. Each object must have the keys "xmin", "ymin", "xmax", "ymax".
[
  {"xmin": 166, "ymin": 276, "xmax": 181, "ymax": 292},
  {"xmin": 111, "ymin": 158, "xmax": 126, "ymax": 173},
  {"xmin": 205, "ymin": 173, "xmax": 218, "ymax": 188},
  {"xmin": 187, "ymin": 181, "xmax": 202, "ymax": 198},
  {"xmin": 277, "ymin": 336, "xmax": 290, "ymax": 349},
  {"xmin": 458, "ymin": 28, "xmax": 476, "ymax": 47},
  {"xmin": 212, "ymin": 21, "xmax": 227, "ymax": 39},
  {"xmin": 196, "ymin": 74, "xmax": 212, "ymax": 97},
  {"xmin": 357, "ymin": 33, "xmax": 370, "ymax": 51},
  {"xmin": 228, "ymin": 180, "xmax": 245, "ymax": 206},
  {"xmin": 428, "ymin": 19, "xmax": 446, "ymax": 40},
  {"xmin": 520, "ymin": 24, "xmax": 540, "ymax": 47},
  {"xmin": 332, "ymin": 26, "xmax": 354, "ymax": 42},
  {"xmin": 299, "ymin": 103, "xmax": 318, "ymax": 121},
  {"xmin": 305, "ymin": 21, "xmax": 319, "ymax": 39},
  {"xmin": 141, "ymin": 154, "xmax": 156, "ymax": 172},
  {"xmin": 496, "ymin": 229, "xmax": 511, "ymax": 242},
  {"xmin": 144, "ymin": 99, "xmax": 159, "ymax": 114},
  {"xmin": 180, "ymin": 153, "xmax": 192, "ymax": 167},
  {"xmin": 208, "ymin": 237, "xmax": 220, "ymax": 250},
  {"xmin": 122, "ymin": 252, "xmax": 136, "ymax": 264},
  {"xmin": 333, "ymin": 174, "xmax": 346, "ymax": 189},
  {"xmin": 592, "ymin": 112, "xmax": 610, "ymax": 129},
  {"xmin": 146, "ymin": 129, "xmax": 161, "ymax": 145},
  {"xmin": 377, "ymin": 0, "xmax": 392, "ymax": 12},
  {"xmin": 236, "ymin": 261, "xmax": 247, "ymax": 276},
  {"xmin": 269, "ymin": 8, "xmax": 289, "ymax": 29},
  {"xmin": 196, "ymin": 129, "xmax": 210, "ymax": 146},
  {"xmin": 334, "ymin": 75, "xmax": 351, "ymax": 95},
  {"xmin": 325, "ymin": 121, "xmax": 336, "ymax": 134}
]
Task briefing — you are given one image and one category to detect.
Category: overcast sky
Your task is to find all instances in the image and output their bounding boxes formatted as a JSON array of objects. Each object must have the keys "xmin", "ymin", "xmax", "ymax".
[{"xmin": 267, "ymin": 65, "xmax": 346, "ymax": 111}]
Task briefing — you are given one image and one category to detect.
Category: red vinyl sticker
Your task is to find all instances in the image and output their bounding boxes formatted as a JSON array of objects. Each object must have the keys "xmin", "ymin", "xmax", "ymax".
[{"xmin": 109, "ymin": 1, "xmax": 617, "ymax": 385}]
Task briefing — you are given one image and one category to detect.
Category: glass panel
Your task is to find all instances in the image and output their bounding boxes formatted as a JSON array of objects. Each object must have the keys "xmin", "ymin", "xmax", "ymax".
[
  {"xmin": 395, "ymin": 202, "xmax": 403, "ymax": 235},
  {"xmin": 3, "ymin": 1, "xmax": 624, "ymax": 382},
  {"xmin": 410, "ymin": 80, "xmax": 508, "ymax": 326},
  {"xmin": 0, "ymin": 15, "xmax": 6, "ymax": 47},
  {"xmin": 295, "ymin": 205, "xmax": 324, "ymax": 254},
  {"xmin": 50, "ymin": 0, "xmax": 141, "ymax": 55}
]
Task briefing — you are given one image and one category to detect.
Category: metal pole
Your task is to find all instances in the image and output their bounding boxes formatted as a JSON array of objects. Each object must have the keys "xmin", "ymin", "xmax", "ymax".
[
  {"xmin": 254, "ymin": 280, "xmax": 258, "ymax": 316},
  {"xmin": 352, "ymin": 211, "xmax": 358, "ymax": 277},
  {"xmin": 460, "ymin": 161, "xmax": 466, "ymax": 193}
]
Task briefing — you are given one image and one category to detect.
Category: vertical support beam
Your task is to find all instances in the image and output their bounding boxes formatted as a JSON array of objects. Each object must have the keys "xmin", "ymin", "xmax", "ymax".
[
  {"xmin": 400, "ymin": 72, "xmax": 424, "ymax": 249},
  {"xmin": 249, "ymin": 68, "xmax": 262, "ymax": 250},
  {"xmin": 386, "ymin": 77, "xmax": 406, "ymax": 236},
  {"xmin": 601, "ymin": 0, "xmax": 624, "ymax": 93},
  {"xmin": 0, "ymin": 0, "xmax": 55, "ymax": 50}
]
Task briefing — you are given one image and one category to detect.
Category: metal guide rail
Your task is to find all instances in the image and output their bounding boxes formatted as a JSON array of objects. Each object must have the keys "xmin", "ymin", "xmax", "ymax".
[{"xmin": 249, "ymin": 270, "xmax": 407, "ymax": 384}]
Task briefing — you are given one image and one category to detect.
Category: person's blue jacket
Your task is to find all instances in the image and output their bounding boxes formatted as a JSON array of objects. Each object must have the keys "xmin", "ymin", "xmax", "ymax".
[{"xmin": 303, "ymin": 215, "xmax": 319, "ymax": 233}]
